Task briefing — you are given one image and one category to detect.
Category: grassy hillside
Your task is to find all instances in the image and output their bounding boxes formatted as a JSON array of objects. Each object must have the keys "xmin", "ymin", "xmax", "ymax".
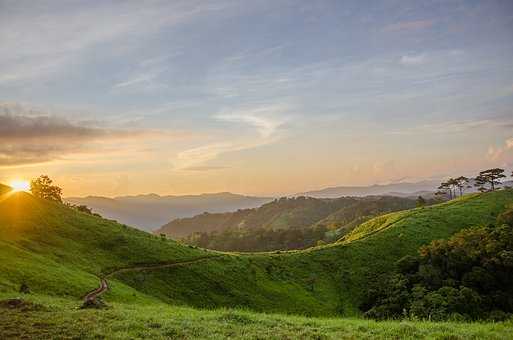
[
  {"xmin": 158, "ymin": 196, "xmax": 416, "ymax": 240},
  {"xmin": 0, "ymin": 191, "xmax": 207, "ymax": 298},
  {"xmin": 1, "ymin": 188, "xmax": 512, "ymax": 318},
  {"xmin": 2, "ymin": 293, "xmax": 512, "ymax": 339}
]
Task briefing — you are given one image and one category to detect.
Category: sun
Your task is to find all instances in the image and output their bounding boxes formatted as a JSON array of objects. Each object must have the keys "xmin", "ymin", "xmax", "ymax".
[{"xmin": 9, "ymin": 180, "xmax": 31, "ymax": 193}]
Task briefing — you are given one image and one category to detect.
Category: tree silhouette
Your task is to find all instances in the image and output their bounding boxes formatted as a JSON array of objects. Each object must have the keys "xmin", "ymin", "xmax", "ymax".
[
  {"xmin": 30, "ymin": 175, "xmax": 63, "ymax": 202},
  {"xmin": 474, "ymin": 168, "xmax": 506, "ymax": 192},
  {"xmin": 454, "ymin": 176, "xmax": 470, "ymax": 196},
  {"xmin": 437, "ymin": 182, "xmax": 452, "ymax": 199}
]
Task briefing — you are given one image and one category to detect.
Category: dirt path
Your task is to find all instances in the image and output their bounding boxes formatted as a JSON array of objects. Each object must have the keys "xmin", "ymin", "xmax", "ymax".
[{"xmin": 83, "ymin": 255, "xmax": 222, "ymax": 305}]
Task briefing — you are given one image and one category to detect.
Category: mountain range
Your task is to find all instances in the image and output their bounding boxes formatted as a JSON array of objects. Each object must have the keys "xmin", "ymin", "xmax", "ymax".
[
  {"xmin": 297, "ymin": 180, "xmax": 441, "ymax": 198},
  {"xmin": 66, "ymin": 192, "xmax": 272, "ymax": 232}
]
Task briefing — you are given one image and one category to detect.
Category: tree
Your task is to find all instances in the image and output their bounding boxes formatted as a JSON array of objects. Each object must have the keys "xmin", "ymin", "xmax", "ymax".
[
  {"xmin": 30, "ymin": 175, "xmax": 63, "ymax": 202},
  {"xmin": 438, "ymin": 179, "xmax": 458, "ymax": 199},
  {"xmin": 474, "ymin": 168, "xmax": 506, "ymax": 192},
  {"xmin": 437, "ymin": 182, "xmax": 451, "ymax": 199},
  {"xmin": 454, "ymin": 176, "xmax": 470, "ymax": 196},
  {"xmin": 416, "ymin": 196, "xmax": 426, "ymax": 207}
]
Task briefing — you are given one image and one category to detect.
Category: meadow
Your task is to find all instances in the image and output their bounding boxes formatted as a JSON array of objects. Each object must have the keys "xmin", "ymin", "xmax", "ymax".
[
  {"xmin": 1, "ymin": 185, "xmax": 513, "ymax": 338},
  {"xmin": 1, "ymin": 293, "xmax": 512, "ymax": 339}
]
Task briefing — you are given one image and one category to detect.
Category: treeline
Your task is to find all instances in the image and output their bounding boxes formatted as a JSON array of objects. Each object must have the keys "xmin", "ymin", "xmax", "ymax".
[
  {"xmin": 181, "ymin": 196, "xmax": 418, "ymax": 251},
  {"xmin": 183, "ymin": 225, "xmax": 330, "ymax": 252},
  {"xmin": 436, "ymin": 168, "xmax": 511, "ymax": 199},
  {"xmin": 361, "ymin": 202, "xmax": 513, "ymax": 321}
]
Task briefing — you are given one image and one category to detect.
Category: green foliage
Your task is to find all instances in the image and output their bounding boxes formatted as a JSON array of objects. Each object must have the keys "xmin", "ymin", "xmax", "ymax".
[
  {"xmin": 362, "ymin": 208, "xmax": 513, "ymax": 321},
  {"xmin": 180, "ymin": 196, "xmax": 417, "ymax": 251},
  {"xmin": 475, "ymin": 168, "xmax": 506, "ymax": 192},
  {"xmin": 1, "ymin": 188, "xmax": 513, "ymax": 318},
  {"xmin": 2, "ymin": 294, "xmax": 512, "ymax": 339},
  {"xmin": 30, "ymin": 175, "xmax": 63, "ymax": 203}
]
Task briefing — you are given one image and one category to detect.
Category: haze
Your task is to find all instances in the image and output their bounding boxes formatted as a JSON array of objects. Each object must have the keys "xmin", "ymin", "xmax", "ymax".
[{"xmin": 1, "ymin": 0, "xmax": 512, "ymax": 197}]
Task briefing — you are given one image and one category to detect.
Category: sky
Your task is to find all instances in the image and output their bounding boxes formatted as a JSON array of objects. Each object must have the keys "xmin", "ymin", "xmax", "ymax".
[{"xmin": 1, "ymin": 0, "xmax": 513, "ymax": 197}]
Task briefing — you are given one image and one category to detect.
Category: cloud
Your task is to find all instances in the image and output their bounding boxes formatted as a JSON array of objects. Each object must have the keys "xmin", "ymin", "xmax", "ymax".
[
  {"xmin": 174, "ymin": 104, "xmax": 289, "ymax": 170},
  {"xmin": 0, "ymin": 103, "xmax": 167, "ymax": 167},
  {"xmin": 0, "ymin": 1, "xmax": 232, "ymax": 85},
  {"xmin": 487, "ymin": 137, "xmax": 513, "ymax": 161},
  {"xmin": 400, "ymin": 54, "xmax": 427, "ymax": 66},
  {"xmin": 215, "ymin": 105, "xmax": 288, "ymax": 139},
  {"xmin": 388, "ymin": 119, "xmax": 513, "ymax": 136},
  {"xmin": 384, "ymin": 20, "xmax": 434, "ymax": 32},
  {"xmin": 182, "ymin": 165, "xmax": 230, "ymax": 172}
]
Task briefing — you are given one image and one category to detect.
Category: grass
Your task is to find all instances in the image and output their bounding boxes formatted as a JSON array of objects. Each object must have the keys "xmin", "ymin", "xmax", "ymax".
[
  {"xmin": 1, "ymin": 188, "xmax": 513, "ymax": 338},
  {"xmin": 1, "ymin": 293, "xmax": 512, "ymax": 339}
]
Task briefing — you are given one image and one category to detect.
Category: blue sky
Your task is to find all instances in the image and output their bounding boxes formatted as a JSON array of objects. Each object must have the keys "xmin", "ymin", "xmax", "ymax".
[{"xmin": 1, "ymin": 0, "xmax": 512, "ymax": 196}]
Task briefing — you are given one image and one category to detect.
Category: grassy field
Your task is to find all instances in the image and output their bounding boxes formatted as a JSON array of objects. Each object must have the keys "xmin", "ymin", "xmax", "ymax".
[
  {"xmin": 1, "ymin": 293, "xmax": 512, "ymax": 339},
  {"xmin": 1, "ymin": 188, "xmax": 513, "ymax": 338}
]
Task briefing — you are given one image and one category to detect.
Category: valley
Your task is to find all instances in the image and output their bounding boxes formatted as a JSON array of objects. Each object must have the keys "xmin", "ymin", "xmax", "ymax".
[{"xmin": 1, "ymin": 181, "xmax": 513, "ymax": 338}]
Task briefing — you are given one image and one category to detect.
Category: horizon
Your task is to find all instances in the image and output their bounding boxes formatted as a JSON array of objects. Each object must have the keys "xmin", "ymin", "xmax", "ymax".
[{"xmin": 1, "ymin": 1, "xmax": 513, "ymax": 197}]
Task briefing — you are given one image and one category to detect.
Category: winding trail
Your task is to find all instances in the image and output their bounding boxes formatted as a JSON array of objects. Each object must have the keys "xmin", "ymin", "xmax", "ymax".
[{"xmin": 83, "ymin": 255, "xmax": 223, "ymax": 305}]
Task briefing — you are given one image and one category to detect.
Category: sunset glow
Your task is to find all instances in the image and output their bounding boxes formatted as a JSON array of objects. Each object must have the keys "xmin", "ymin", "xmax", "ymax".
[{"xmin": 9, "ymin": 180, "xmax": 30, "ymax": 193}]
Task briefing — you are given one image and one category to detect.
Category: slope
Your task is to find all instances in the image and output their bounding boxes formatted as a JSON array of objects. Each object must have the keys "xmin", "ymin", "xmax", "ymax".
[
  {"xmin": 1, "ymin": 188, "xmax": 512, "ymax": 317},
  {"xmin": 157, "ymin": 196, "xmax": 415, "ymax": 239}
]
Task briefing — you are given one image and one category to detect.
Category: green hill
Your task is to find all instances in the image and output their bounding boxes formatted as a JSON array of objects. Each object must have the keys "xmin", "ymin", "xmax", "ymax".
[
  {"xmin": 1, "ymin": 188, "xmax": 513, "ymax": 338},
  {"xmin": 158, "ymin": 196, "xmax": 416, "ymax": 250},
  {"xmin": 1, "ymin": 188, "xmax": 513, "ymax": 317}
]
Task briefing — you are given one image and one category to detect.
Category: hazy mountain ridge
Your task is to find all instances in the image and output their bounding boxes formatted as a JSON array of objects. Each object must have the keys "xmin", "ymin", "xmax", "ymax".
[
  {"xmin": 66, "ymin": 192, "xmax": 272, "ymax": 231},
  {"xmin": 299, "ymin": 179, "xmax": 513, "ymax": 198},
  {"xmin": 298, "ymin": 180, "xmax": 441, "ymax": 198}
]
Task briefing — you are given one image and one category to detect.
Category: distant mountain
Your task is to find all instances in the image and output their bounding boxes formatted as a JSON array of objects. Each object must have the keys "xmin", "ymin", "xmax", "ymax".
[
  {"xmin": 65, "ymin": 192, "xmax": 272, "ymax": 232},
  {"xmin": 300, "ymin": 179, "xmax": 513, "ymax": 199},
  {"xmin": 157, "ymin": 195, "xmax": 416, "ymax": 242},
  {"xmin": 298, "ymin": 180, "xmax": 441, "ymax": 198}
]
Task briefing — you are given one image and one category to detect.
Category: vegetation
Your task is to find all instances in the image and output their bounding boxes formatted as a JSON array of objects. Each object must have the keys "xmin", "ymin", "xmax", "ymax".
[
  {"xmin": 1, "ymin": 294, "xmax": 512, "ymax": 339},
  {"xmin": 1, "ymin": 178, "xmax": 513, "ymax": 338},
  {"xmin": 475, "ymin": 168, "xmax": 507, "ymax": 192},
  {"xmin": 362, "ymin": 207, "xmax": 513, "ymax": 321},
  {"xmin": 171, "ymin": 196, "xmax": 417, "ymax": 251},
  {"xmin": 184, "ymin": 224, "xmax": 330, "ymax": 251},
  {"xmin": 30, "ymin": 175, "xmax": 63, "ymax": 203}
]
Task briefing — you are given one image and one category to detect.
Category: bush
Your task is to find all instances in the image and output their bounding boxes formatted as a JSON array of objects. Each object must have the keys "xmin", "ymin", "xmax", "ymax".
[{"xmin": 361, "ymin": 212, "xmax": 513, "ymax": 321}]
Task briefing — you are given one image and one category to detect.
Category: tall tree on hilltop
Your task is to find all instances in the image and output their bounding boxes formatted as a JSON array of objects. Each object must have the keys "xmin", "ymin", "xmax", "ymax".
[
  {"xmin": 30, "ymin": 175, "xmax": 63, "ymax": 203},
  {"xmin": 474, "ymin": 168, "xmax": 506, "ymax": 192},
  {"xmin": 437, "ymin": 181, "xmax": 453, "ymax": 199},
  {"xmin": 454, "ymin": 176, "xmax": 470, "ymax": 196}
]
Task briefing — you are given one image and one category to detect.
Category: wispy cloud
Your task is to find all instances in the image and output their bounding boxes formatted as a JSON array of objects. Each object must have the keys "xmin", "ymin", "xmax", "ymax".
[
  {"xmin": 383, "ymin": 20, "xmax": 435, "ymax": 32},
  {"xmin": 400, "ymin": 54, "xmax": 428, "ymax": 66},
  {"xmin": 174, "ymin": 104, "xmax": 290, "ymax": 170},
  {"xmin": 215, "ymin": 105, "xmax": 288, "ymax": 139},
  {"xmin": 0, "ymin": 1, "xmax": 231, "ymax": 85},
  {"xmin": 388, "ymin": 119, "xmax": 512, "ymax": 136}
]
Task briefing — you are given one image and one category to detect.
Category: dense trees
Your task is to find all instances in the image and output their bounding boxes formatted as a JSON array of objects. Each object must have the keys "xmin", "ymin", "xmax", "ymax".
[
  {"xmin": 183, "ymin": 225, "xmax": 330, "ymax": 252},
  {"xmin": 361, "ymin": 205, "xmax": 513, "ymax": 321},
  {"xmin": 180, "ymin": 196, "xmax": 418, "ymax": 252},
  {"xmin": 30, "ymin": 175, "xmax": 63, "ymax": 202}
]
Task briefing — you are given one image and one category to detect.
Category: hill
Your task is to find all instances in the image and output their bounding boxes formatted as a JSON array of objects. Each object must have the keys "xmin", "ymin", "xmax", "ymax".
[
  {"xmin": 66, "ymin": 192, "xmax": 272, "ymax": 232},
  {"xmin": 157, "ymin": 195, "xmax": 416, "ymax": 240},
  {"xmin": 2, "ymin": 187, "xmax": 513, "ymax": 318}
]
